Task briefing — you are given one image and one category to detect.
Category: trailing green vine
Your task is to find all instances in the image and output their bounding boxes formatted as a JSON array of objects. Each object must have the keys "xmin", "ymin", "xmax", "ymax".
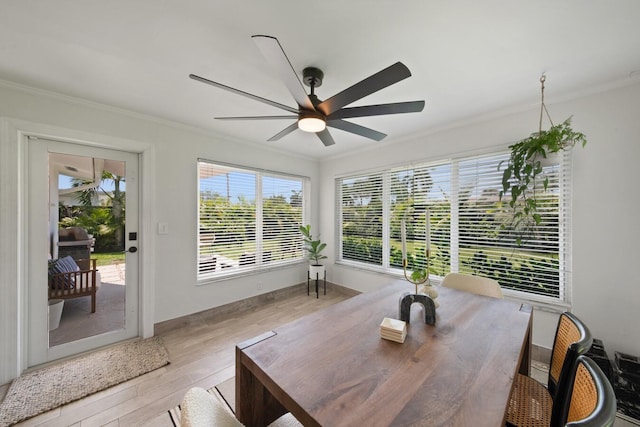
[{"xmin": 498, "ymin": 75, "xmax": 587, "ymax": 245}]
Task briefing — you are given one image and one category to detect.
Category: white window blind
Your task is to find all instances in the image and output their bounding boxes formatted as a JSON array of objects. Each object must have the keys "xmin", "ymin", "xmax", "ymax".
[
  {"xmin": 336, "ymin": 149, "xmax": 571, "ymax": 304},
  {"xmin": 198, "ymin": 161, "xmax": 307, "ymax": 279},
  {"xmin": 456, "ymin": 152, "xmax": 567, "ymax": 300},
  {"xmin": 388, "ymin": 163, "xmax": 452, "ymax": 275},
  {"xmin": 261, "ymin": 174, "xmax": 304, "ymax": 265},
  {"xmin": 338, "ymin": 173, "xmax": 383, "ymax": 265}
]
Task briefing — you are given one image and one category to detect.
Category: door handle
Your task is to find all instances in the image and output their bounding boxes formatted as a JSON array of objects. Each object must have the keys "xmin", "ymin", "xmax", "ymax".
[{"xmin": 128, "ymin": 247, "xmax": 138, "ymax": 253}]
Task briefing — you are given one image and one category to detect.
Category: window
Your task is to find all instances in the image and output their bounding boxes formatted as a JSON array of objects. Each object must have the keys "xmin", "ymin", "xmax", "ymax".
[
  {"xmin": 340, "ymin": 173, "xmax": 383, "ymax": 266},
  {"xmin": 198, "ymin": 160, "xmax": 307, "ymax": 279},
  {"xmin": 336, "ymin": 150, "xmax": 571, "ymax": 305}
]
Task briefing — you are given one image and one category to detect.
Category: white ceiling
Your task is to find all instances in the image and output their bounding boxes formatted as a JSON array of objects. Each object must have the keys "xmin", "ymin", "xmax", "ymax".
[{"xmin": 2, "ymin": 1, "xmax": 639, "ymax": 159}]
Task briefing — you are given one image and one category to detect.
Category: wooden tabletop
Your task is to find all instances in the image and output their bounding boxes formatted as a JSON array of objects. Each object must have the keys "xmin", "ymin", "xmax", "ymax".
[{"xmin": 236, "ymin": 280, "xmax": 532, "ymax": 427}]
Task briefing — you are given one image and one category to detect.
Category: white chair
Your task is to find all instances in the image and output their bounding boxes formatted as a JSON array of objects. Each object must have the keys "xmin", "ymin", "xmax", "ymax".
[
  {"xmin": 180, "ymin": 387, "xmax": 302, "ymax": 427},
  {"xmin": 441, "ymin": 272, "xmax": 503, "ymax": 299},
  {"xmin": 181, "ymin": 387, "xmax": 242, "ymax": 427}
]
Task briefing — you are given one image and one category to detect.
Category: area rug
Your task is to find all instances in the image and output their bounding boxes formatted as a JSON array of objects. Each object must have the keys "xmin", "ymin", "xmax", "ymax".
[
  {"xmin": 168, "ymin": 378, "xmax": 301, "ymax": 427},
  {"xmin": 215, "ymin": 377, "xmax": 236, "ymax": 414},
  {"xmin": 0, "ymin": 336, "xmax": 169, "ymax": 426}
]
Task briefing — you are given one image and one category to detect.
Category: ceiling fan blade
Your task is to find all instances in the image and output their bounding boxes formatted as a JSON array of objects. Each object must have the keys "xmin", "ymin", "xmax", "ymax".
[
  {"xmin": 327, "ymin": 101, "xmax": 425, "ymax": 120},
  {"xmin": 316, "ymin": 129, "xmax": 336, "ymax": 147},
  {"xmin": 189, "ymin": 74, "xmax": 298, "ymax": 114},
  {"xmin": 317, "ymin": 62, "xmax": 412, "ymax": 116},
  {"xmin": 216, "ymin": 115, "xmax": 297, "ymax": 120},
  {"xmin": 327, "ymin": 119, "xmax": 387, "ymax": 141},
  {"xmin": 252, "ymin": 35, "xmax": 315, "ymax": 111},
  {"xmin": 267, "ymin": 122, "xmax": 299, "ymax": 142}
]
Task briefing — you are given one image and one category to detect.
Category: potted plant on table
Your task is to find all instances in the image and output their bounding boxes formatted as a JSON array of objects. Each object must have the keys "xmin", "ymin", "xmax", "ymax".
[
  {"xmin": 499, "ymin": 75, "xmax": 587, "ymax": 245},
  {"xmin": 299, "ymin": 224, "xmax": 327, "ymax": 279}
]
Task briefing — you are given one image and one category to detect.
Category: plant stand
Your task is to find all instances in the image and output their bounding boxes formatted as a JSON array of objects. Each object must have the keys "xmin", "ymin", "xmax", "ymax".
[{"xmin": 307, "ymin": 269, "xmax": 326, "ymax": 298}]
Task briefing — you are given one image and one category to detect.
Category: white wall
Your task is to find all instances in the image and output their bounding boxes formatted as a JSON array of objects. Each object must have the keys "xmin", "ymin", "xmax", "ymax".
[
  {"xmin": 0, "ymin": 82, "xmax": 319, "ymax": 384},
  {"xmin": 145, "ymin": 123, "xmax": 317, "ymax": 322},
  {"xmin": 319, "ymin": 81, "xmax": 640, "ymax": 356}
]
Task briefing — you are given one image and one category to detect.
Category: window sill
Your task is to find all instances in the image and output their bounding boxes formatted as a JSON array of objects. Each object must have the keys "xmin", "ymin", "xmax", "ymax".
[
  {"xmin": 502, "ymin": 291, "xmax": 572, "ymax": 314},
  {"xmin": 335, "ymin": 260, "xmax": 407, "ymax": 280},
  {"xmin": 196, "ymin": 260, "xmax": 307, "ymax": 285}
]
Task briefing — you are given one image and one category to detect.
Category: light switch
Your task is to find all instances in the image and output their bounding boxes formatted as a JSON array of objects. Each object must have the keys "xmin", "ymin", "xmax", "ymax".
[{"xmin": 158, "ymin": 222, "xmax": 169, "ymax": 235}]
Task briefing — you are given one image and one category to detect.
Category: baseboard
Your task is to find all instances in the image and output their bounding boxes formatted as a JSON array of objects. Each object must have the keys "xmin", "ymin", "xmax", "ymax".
[
  {"xmin": 532, "ymin": 344, "xmax": 552, "ymax": 365},
  {"xmin": 154, "ymin": 282, "xmax": 359, "ymax": 335}
]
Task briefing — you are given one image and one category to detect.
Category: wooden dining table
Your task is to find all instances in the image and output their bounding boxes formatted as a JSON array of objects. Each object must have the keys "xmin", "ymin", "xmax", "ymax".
[{"xmin": 236, "ymin": 280, "xmax": 532, "ymax": 427}]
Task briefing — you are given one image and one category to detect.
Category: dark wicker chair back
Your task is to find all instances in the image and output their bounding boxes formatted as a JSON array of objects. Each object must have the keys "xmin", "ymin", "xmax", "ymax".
[
  {"xmin": 554, "ymin": 355, "xmax": 616, "ymax": 427},
  {"xmin": 548, "ymin": 312, "xmax": 593, "ymax": 399},
  {"xmin": 506, "ymin": 312, "xmax": 593, "ymax": 427}
]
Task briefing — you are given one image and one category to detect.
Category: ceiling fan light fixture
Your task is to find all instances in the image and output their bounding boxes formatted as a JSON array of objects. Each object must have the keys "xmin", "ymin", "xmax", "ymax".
[{"xmin": 298, "ymin": 112, "xmax": 326, "ymax": 133}]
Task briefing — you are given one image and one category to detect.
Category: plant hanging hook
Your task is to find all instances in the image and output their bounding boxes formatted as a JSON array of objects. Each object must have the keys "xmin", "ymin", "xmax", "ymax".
[{"xmin": 539, "ymin": 73, "xmax": 554, "ymax": 133}]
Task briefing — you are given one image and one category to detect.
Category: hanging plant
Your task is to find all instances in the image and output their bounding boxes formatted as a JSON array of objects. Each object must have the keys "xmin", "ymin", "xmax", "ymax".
[{"xmin": 499, "ymin": 75, "xmax": 587, "ymax": 244}]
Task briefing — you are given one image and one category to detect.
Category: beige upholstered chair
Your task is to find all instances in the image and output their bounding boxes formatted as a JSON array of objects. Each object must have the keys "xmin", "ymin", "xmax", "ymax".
[
  {"xmin": 181, "ymin": 387, "xmax": 242, "ymax": 427},
  {"xmin": 440, "ymin": 272, "xmax": 503, "ymax": 299},
  {"xmin": 181, "ymin": 387, "xmax": 302, "ymax": 427},
  {"xmin": 506, "ymin": 312, "xmax": 593, "ymax": 427}
]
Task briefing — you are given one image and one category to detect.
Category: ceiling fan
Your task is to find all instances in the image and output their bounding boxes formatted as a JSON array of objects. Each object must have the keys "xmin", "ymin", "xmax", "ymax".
[{"xmin": 189, "ymin": 35, "xmax": 425, "ymax": 147}]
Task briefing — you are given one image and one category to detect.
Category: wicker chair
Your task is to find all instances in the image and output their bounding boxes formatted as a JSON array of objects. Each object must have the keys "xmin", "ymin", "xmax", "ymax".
[
  {"xmin": 506, "ymin": 312, "xmax": 593, "ymax": 427},
  {"xmin": 554, "ymin": 355, "xmax": 617, "ymax": 426},
  {"xmin": 440, "ymin": 272, "xmax": 503, "ymax": 298}
]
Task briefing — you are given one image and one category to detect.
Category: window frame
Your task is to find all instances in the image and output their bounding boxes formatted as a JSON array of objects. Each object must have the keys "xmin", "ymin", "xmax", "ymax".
[
  {"xmin": 197, "ymin": 159, "xmax": 310, "ymax": 283},
  {"xmin": 335, "ymin": 149, "xmax": 572, "ymax": 309}
]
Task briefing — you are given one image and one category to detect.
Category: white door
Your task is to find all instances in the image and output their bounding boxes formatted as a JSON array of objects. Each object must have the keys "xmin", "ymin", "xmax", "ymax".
[{"xmin": 27, "ymin": 137, "xmax": 140, "ymax": 366}]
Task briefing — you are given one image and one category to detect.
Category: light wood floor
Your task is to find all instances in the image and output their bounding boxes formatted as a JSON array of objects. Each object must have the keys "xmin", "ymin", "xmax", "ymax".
[{"xmin": 9, "ymin": 284, "xmax": 354, "ymax": 427}]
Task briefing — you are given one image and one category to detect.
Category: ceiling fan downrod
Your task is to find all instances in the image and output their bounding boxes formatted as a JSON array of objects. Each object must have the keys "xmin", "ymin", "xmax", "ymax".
[
  {"xmin": 302, "ymin": 67, "xmax": 324, "ymax": 93},
  {"xmin": 298, "ymin": 67, "xmax": 326, "ymax": 132}
]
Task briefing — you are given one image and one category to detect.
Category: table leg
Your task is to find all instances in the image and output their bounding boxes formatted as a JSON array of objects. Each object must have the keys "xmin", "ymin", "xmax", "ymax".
[
  {"xmin": 518, "ymin": 304, "xmax": 533, "ymax": 376},
  {"xmin": 236, "ymin": 344, "xmax": 286, "ymax": 426}
]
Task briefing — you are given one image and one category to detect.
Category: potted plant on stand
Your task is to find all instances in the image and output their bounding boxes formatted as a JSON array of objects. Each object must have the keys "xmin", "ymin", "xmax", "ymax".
[
  {"xmin": 299, "ymin": 224, "xmax": 327, "ymax": 280},
  {"xmin": 499, "ymin": 75, "xmax": 587, "ymax": 244}
]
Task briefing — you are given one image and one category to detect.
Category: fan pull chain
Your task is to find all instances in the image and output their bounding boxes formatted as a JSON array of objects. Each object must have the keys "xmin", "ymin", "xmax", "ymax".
[{"xmin": 538, "ymin": 74, "xmax": 554, "ymax": 134}]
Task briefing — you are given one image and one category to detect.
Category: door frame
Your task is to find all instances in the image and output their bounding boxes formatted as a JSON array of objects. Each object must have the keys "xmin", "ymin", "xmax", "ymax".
[
  {"xmin": 30, "ymin": 139, "xmax": 140, "ymax": 363},
  {"xmin": 1, "ymin": 117, "xmax": 155, "ymax": 375}
]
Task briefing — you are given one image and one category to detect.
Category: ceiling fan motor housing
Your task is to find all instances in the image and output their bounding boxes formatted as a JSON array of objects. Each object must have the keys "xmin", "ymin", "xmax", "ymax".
[{"xmin": 303, "ymin": 67, "xmax": 324, "ymax": 88}]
